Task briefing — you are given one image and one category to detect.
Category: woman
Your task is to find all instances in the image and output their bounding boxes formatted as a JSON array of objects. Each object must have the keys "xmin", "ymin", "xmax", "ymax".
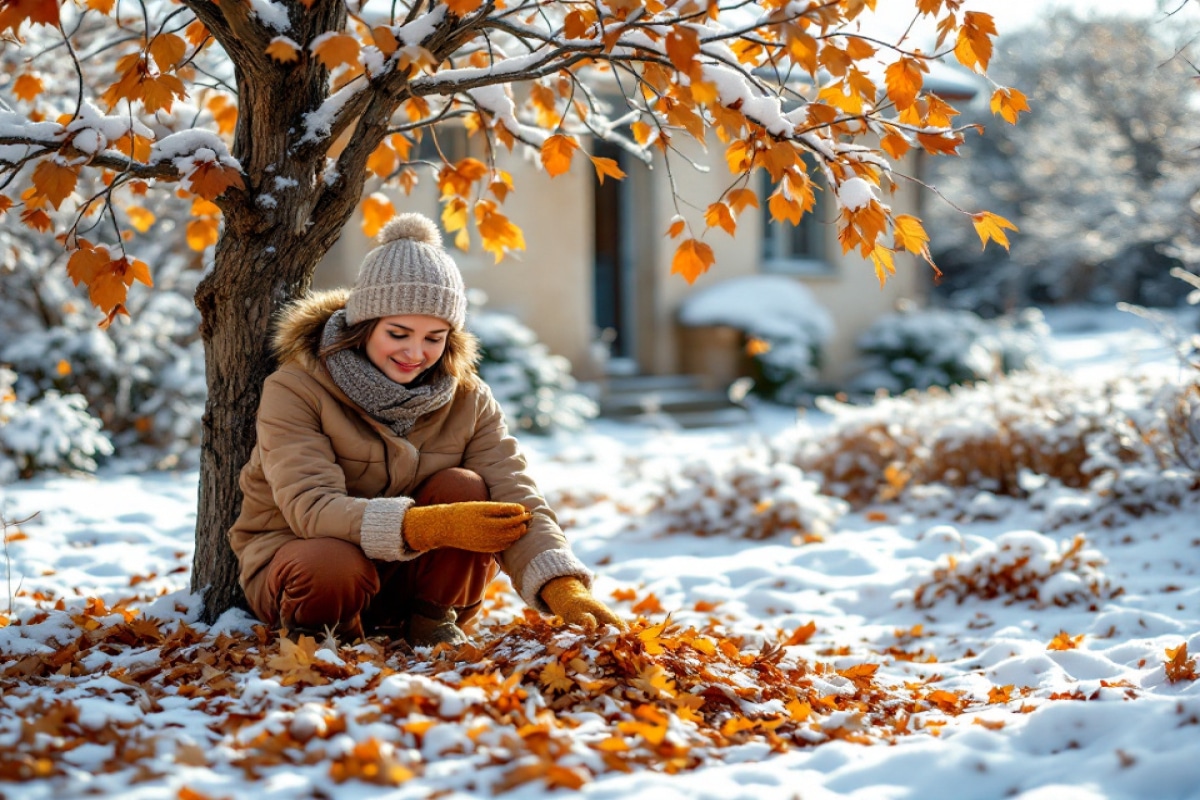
[{"xmin": 228, "ymin": 213, "xmax": 621, "ymax": 646}]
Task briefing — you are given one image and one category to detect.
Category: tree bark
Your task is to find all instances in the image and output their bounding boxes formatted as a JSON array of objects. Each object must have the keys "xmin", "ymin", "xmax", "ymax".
[
  {"xmin": 188, "ymin": 0, "xmax": 367, "ymax": 621},
  {"xmin": 190, "ymin": 220, "xmax": 355, "ymax": 622}
]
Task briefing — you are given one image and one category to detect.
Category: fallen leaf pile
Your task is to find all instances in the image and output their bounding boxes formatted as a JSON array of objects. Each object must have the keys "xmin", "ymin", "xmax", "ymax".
[
  {"xmin": 0, "ymin": 591, "xmax": 982, "ymax": 792},
  {"xmin": 640, "ymin": 451, "xmax": 849, "ymax": 542},
  {"xmin": 1, "ymin": 573, "xmax": 1191, "ymax": 794}
]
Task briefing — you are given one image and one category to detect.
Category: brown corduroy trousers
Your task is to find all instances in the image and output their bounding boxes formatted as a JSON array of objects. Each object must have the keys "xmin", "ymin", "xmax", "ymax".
[{"xmin": 245, "ymin": 468, "xmax": 500, "ymax": 638}]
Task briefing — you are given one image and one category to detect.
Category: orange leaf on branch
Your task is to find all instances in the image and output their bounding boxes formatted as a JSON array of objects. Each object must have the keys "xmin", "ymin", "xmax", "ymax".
[
  {"xmin": 311, "ymin": 33, "xmax": 360, "ymax": 71},
  {"xmin": 880, "ymin": 130, "xmax": 910, "ymax": 160},
  {"xmin": 589, "ymin": 155, "xmax": 625, "ymax": 185},
  {"xmin": 670, "ymin": 238, "xmax": 715, "ymax": 284},
  {"xmin": 869, "ymin": 243, "xmax": 895, "ymax": 288},
  {"xmin": 955, "ymin": 11, "xmax": 996, "ymax": 73},
  {"xmin": 540, "ymin": 134, "xmax": 578, "ymax": 177},
  {"xmin": 31, "ymin": 160, "xmax": 79, "ymax": 210},
  {"xmin": 892, "ymin": 214, "xmax": 930, "ymax": 258},
  {"xmin": 12, "ymin": 73, "xmax": 44, "ymax": 103},
  {"xmin": 444, "ymin": 0, "xmax": 483, "ymax": 16},
  {"xmin": 0, "ymin": 0, "xmax": 59, "ymax": 36},
  {"xmin": 664, "ymin": 27, "xmax": 701, "ymax": 73},
  {"xmin": 990, "ymin": 87, "xmax": 1030, "ymax": 125},
  {"xmin": 265, "ymin": 37, "xmax": 300, "ymax": 64},
  {"xmin": 727, "ymin": 187, "xmax": 758, "ymax": 215},
  {"xmin": 476, "ymin": 201, "xmax": 526, "ymax": 262},
  {"xmin": 126, "ymin": 206, "xmax": 156, "ymax": 233},
  {"xmin": 971, "ymin": 211, "xmax": 1018, "ymax": 251},
  {"xmin": 360, "ymin": 194, "xmax": 395, "ymax": 238},
  {"xmin": 187, "ymin": 160, "xmax": 245, "ymax": 201},
  {"xmin": 704, "ymin": 202, "xmax": 736, "ymax": 236},
  {"xmin": 66, "ymin": 240, "xmax": 111, "ymax": 288},
  {"xmin": 884, "ymin": 56, "xmax": 926, "ymax": 111},
  {"xmin": 20, "ymin": 207, "xmax": 52, "ymax": 232},
  {"xmin": 149, "ymin": 32, "xmax": 187, "ymax": 72},
  {"xmin": 186, "ymin": 218, "xmax": 219, "ymax": 251},
  {"xmin": 916, "ymin": 132, "xmax": 964, "ymax": 156}
]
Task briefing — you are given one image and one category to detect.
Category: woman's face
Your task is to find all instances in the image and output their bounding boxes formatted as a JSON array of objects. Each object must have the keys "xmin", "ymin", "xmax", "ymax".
[{"xmin": 364, "ymin": 314, "xmax": 451, "ymax": 385}]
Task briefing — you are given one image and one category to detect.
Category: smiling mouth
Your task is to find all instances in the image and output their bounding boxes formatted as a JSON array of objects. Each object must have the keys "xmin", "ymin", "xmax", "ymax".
[{"xmin": 393, "ymin": 359, "xmax": 423, "ymax": 371}]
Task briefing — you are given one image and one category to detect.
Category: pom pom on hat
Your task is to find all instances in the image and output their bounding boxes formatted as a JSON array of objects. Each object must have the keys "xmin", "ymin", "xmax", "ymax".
[
  {"xmin": 346, "ymin": 212, "xmax": 467, "ymax": 329},
  {"xmin": 377, "ymin": 212, "xmax": 443, "ymax": 247}
]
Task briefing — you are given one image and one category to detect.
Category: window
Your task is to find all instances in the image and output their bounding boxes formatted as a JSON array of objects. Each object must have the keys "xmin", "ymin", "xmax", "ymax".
[
  {"xmin": 761, "ymin": 169, "xmax": 834, "ymax": 276},
  {"xmin": 414, "ymin": 124, "xmax": 472, "ymax": 164}
]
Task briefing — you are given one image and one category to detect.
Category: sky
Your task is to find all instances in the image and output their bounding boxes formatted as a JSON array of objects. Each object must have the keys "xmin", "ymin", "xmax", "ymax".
[{"xmin": 863, "ymin": 0, "xmax": 1200, "ymax": 40}]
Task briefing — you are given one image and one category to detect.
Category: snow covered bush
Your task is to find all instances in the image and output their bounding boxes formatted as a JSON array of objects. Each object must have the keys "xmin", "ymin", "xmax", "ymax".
[
  {"xmin": 677, "ymin": 275, "xmax": 834, "ymax": 404},
  {"xmin": 912, "ymin": 530, "xmax": 1118, "ymax": 608},
  {"xmin": 0, "ymin": 191, "xmax": 208, "ymax": 468},
  {"xmin": 640, "ymin": 449, "xmax": 848, "ymax": 541},
  {"xmin": 0, "ymin": 368, "xmax": 114, "ymax": 481},
  {"xmin": 467, "ymin": 292, "xmax": 597, "ymax": 434},
  {"xmin": 783, "ymin": 371, "xmax": 1103, "ymax": 505},
  {"xmin": 782, "ymin": 368, "xmax": 1200, "ymax": 526},
  {"xmin": 852, "ymin": 304, "xmax": 1050, "ymax": 393}
]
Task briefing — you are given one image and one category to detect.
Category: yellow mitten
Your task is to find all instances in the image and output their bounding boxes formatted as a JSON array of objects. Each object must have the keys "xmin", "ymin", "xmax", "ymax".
[
  {"xmin": 404, "ymin": 502, "xmax": 531, "ymax": 553},
  {"xmin": 540, "ymin": 576, "xmax": 625, "ymax": 630}
]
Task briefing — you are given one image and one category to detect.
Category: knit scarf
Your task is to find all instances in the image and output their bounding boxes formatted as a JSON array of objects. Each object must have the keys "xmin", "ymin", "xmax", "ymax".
[{"xmin": 321, "ymin": 310, "xmax": 456, "ymax": 437}]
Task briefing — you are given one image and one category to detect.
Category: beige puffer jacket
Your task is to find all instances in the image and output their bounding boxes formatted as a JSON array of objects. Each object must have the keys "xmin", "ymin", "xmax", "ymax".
[{"xmin": 227, "ymin": 290, "xmax": 590, "ymax": 611}]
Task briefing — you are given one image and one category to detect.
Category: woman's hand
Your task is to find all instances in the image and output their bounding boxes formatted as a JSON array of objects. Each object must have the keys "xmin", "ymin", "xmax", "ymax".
[
  {"xmin": 540, "ymin": 576, "xmax": 626, "ymax": 630},
  {"xmin": 404, "ymin": 502, "xmax": 531, "ymax": 553}
]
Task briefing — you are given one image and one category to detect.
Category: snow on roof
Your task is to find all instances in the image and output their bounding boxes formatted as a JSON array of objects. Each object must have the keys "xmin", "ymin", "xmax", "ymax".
[{"xmin": 923, "ymin": 59, "xmax": 982, "ymax": 100}]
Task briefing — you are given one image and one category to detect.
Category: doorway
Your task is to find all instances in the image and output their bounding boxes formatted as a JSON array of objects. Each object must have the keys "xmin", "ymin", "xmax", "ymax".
[{"xmin": 592, "ymin": 138, "xmax": 634, "ymax": 362}]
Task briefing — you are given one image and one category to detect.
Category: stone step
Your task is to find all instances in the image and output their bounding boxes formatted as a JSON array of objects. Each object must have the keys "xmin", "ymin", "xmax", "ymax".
[
  {"xmin": 599, "ymin": 386, "xmax": 740, "ymax": 417},
  {"xmin": 667, "ymin": 406, "xmax": 754, "ymax": 429},
  {"xmin": 601, "ymin": 373, "xmax": 708, "ymax": 395}
]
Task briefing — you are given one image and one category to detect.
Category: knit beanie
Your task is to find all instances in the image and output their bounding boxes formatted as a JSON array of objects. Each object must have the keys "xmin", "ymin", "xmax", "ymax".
[{"xmin": 345, "ymin": 213, "xmax": 467, "ymax": 329}]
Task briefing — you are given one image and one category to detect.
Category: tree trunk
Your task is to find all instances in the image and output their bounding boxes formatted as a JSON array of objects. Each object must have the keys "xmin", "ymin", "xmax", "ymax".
[
  {"xmin": 185, "ymin": 0, "xmax": 395, "ymax": 622},
  {"xmin": 190, "ymin": 231, "xmax": 313, "ymax": 621}
]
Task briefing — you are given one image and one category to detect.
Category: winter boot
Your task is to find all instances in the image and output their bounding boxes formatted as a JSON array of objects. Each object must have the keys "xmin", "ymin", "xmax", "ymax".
[{"xmin": 407, "ymin": 606, "xmax": 468, "ymax": 648}]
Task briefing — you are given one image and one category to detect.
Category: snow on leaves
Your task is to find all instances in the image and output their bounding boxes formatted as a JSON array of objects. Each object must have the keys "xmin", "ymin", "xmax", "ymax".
[
  {"xmin": 913, "ymin": 532, "xmax": 1118, "ymax": 609},
  {"xmin": 0, "ymin": 597, "xmax": 967, "ymax": 793}
]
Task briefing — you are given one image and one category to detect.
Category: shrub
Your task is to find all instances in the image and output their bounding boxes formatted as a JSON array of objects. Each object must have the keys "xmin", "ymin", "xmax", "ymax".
[
  {"xmin": 912, "ymin": 530, "xmax": 1118, "ymax": 608},
  {"xmin": 640, "ymin": 449, "xmax": 848, "ymax": 541},
  {"xmin": 468, "ymin": 292, "xmax": 597, "ymax": 434},
  {"xmin": 0, "ymin": 368, "xmax": 113, "ymax": 481},
  {"xmin": 0, "ymin": 214, "xmax": 208, "ymax": 468},
  {"xmin": 852, "ymin": 304, "xmax": 1050, "ymax": 393},
  {"xmin": 779, "ymin": 368, "xmax": 1200, "ymax": 525},
  {"xmin": 677, "ymin": 275, "xmax": 834, "ymax": 404}
]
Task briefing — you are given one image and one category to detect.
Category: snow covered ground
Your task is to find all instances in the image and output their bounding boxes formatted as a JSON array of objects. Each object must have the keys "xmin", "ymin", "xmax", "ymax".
[{"xmin": 1, "ymin": 304, "xmax": 1198, "ymax": 799}]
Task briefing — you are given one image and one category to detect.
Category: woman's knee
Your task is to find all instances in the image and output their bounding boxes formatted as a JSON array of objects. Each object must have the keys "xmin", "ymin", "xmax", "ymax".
[
  {"xmin": 414, "ymin": 468, "xmax": 488, "ymax": 505},
  {"xmin": 266, "ymin": 538, "xmax": 379, "ymax": 626}
]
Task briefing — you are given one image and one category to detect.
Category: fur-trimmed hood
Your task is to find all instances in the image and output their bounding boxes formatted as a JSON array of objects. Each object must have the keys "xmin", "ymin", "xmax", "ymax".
[{"xmin": 271, "ymin": 289, "xmax": 350, "ymax": 372}]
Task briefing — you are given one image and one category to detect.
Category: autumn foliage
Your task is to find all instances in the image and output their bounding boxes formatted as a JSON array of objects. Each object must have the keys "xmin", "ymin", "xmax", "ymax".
[{"xmin": 0, "ymin": 0, "xmax": 1023, "ymax": 326}]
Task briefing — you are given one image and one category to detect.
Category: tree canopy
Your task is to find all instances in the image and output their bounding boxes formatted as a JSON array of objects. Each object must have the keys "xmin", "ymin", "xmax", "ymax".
[{"xmin": 2, "ymin": 0, "xmax": 1021, "ymax": 315}]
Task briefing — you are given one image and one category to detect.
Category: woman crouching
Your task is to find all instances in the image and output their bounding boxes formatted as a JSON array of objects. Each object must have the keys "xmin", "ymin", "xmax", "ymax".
[{"xmin": 228, "ymin": 213, "xmax": 621, "ymax": 646}]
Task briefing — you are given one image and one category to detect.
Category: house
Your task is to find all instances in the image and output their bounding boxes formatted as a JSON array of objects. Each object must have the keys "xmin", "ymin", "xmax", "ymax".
[{"xmin": 315, "ymin": 66, "xmax": 980, "ymax": 391}]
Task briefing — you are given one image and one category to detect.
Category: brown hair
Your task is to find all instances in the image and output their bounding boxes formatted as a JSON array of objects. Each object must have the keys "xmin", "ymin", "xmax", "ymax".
[{"xmin": 319, "ymin": 317, "xmax": 481, "ymax": 391}]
